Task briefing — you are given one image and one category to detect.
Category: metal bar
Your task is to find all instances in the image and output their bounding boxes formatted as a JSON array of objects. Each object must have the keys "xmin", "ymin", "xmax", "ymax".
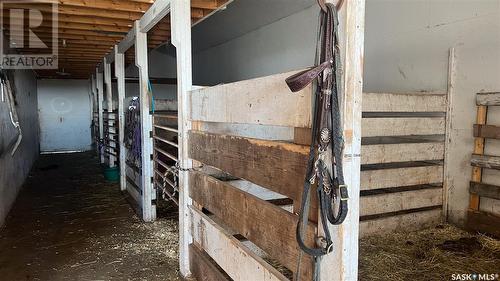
[
  {"xmin": 153, "ymin": 136, "xmax": 179, "ymax": 148},
  {"xmin": 153, "ymin": 113, "xmax": 178, "ymax": 119},
  {"xmin": 154, "ymin": 124, "xmax": 178, "ymax": 133},
  {"xmin": 154, "ymin": 147, "xmax": 178, "ymax": 162}
]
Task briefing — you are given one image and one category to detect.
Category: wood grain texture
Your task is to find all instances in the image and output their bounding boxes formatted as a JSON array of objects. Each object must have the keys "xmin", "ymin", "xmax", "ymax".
[
  {"xmin": 360, "ymin": 188, "xmax": 443, "ymax": 216},
  {"xmin": 189, "ymin": 171, "xmax": 314, "ymax": 280},
  {"xmin": 476, "ymin": 92, "xmax": 500, "ymax": 106},
  {"xmin": 470, "ymin": 105, "xmax": 488, "ymax": 210},
  {"xmin": 189, "ymin": 206, "xmax": 288, "ymax": 281},
  {"xmin": 189, "ymin": 244, "xmax": 231, "ymax": 281},
  {"xmin": 361, "ymin": 166, "xmax": 443, "ymax": 190},
  {"xmin": 188, "ymin": 130, "xmax": 308, "ymax": 203},
  {"xmin": 471, "ymin": 154, "xmax": 500, "ymax": 170},
  {"xmin": 470, "ymin": 181, "xmax": 500, "ymax": 200},
  {"xmin": 466, "ymin": 210, "xmax": 500, "ymax": 238},
  {"xmin": 190, "ymin": 71, "xmax": 312, "ymax": 128},
  {"xmin": 474, "ymin": 124, "xmax": 500, "ymax": 139},
  {"xmin": 363, "ymin": 92, "xmax": 447, "ymax": 112},
  {"xmin": 361, "ymin": 142, "xmax": 444, "ymax": 165},
  {"xmin": 362, "ymin": 117, "xmax": 446, "ymax": 137},
  {"xmin": 360, "ymin": 209, "xmax": 442, "ymax": 238}
]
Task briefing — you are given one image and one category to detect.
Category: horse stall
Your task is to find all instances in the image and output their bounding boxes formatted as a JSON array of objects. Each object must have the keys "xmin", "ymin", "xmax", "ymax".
[{"xmin": 0, "ymin": 0, "xmax": 500, "ymax": 281}]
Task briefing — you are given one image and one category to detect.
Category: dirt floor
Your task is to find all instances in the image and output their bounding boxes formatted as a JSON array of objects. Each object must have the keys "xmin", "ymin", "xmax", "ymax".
[
  {"xmin": 1, "ymin": 152, "xmax": 499, "ymax": 281},
  {"xmin": 359, "ymin": 224, "xmax": 500, "ymax": 281},
  {"xmin": 0, "ymin": 152, "xmax": 180, "ymax": 281}
]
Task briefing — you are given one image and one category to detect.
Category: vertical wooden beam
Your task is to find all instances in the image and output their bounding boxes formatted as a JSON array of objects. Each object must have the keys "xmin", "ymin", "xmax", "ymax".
[
  {"xmin": 96, "ymin": 68, "xmax": 105, "ymax": 164},
  {"xmin": 319, "ymin": 1, "xmax": 364, "ymax": 280},
  {"xmin": 91, "ymin": 74, "xmax": 99, "ymax": 156},
  {"xmin": 115, "ymin": 46, "xmax": 127, "ymax": 192},
  {"xmin": 104, "ymin": 57, "xmax": 116, "ymax": 168},
  {"xmin": 470, "ymin": 105, "xmax": 487, "ymax": 210},
  {"xmin": 135, "ymin": 20, "xmax": 156, "ymax": 222},
  {"xmin": 171, "ymin": 0, "xmax": 193, "ymax": 277},
  {"xmin": 443, "ymin": 48, "xmax": 456, "ymax": 220}
]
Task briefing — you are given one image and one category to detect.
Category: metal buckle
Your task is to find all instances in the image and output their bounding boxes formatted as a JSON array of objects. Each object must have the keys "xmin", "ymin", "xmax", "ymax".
[{"xmin": 339, "ymin": 185, "xmax": 349, "ymax": 201}]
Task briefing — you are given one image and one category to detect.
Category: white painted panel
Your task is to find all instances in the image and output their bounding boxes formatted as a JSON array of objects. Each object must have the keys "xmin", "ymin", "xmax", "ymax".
[{"xmin": 38, "ymin": 79, "xmax": 92, "ymax": 152}]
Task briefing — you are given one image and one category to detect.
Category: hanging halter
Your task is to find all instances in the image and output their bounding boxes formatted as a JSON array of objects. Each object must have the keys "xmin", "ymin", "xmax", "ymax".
[{"xmin": 285, "ymin": 1, "xmax": 348, "ymax": 280}]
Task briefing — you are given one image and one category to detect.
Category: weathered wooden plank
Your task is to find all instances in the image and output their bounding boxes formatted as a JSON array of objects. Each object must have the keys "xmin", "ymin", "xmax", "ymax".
[
  {"xmin": 467, "ymin": 210, "xmax": 500, "ymax": 238},
  {"xmin": 470, "ymin": 106, "xmax": 488, "ymax": 210},
  {"xmin": 188, "ymin": 130, "xmax": 308, "ymax": 203},
  {"xmin": 363, "ymin": 92, "xmax": 447, "ymax": 112},
  {"xmin": 189, "ymin": 206, "xmax": 288, "ymax": 281},
  {"xmin": 480, "ymin": 198, "xmax": 500, "ymax": 217},
  {"xmin": 190, "ymin": 71, "xmax": 312, "ymax": 128},
  {"xmin": 189, "ymin": 244, "xmax": 231, "ymax": 281},
  {"xmin": 189, "ymin": 171, "xmax": 314, "ymax": 280},
  {"xmin": 470, "ymin": 181, "xmax": 500, "ymax": 200},
  {"xmin": 360, "ymin": 188, "xmax": 443, "ymax": 216},
  {"xmin": 473, "ymin": 124, "xmax": 500, "ymax": 139},
  {"xmin": 362, "ymin": 117, "xmax": 446, "ymax": 137},
  {"xmin": 362, "ymin": 142, "xmax": 444, "ymax": 165},
  {"xmin": 360, "ymin": 209, "xmax": 442, "ymax": 237},
  {"xmin": 361, "ymin": 166, "xmax": 443, "ymax": 190},
  {"xmin": 476, "ymin": 92, "xmax": 500, "ymax": 106},
  {"xmin": 471, "ymin": 154, "xmax": 500, "ymax": 170}
]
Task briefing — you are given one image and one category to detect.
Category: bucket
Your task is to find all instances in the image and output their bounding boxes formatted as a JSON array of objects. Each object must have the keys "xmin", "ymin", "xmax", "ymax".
[{"xmin": 103, "ymin": 166, "xmax": 120, "ymax": 182}]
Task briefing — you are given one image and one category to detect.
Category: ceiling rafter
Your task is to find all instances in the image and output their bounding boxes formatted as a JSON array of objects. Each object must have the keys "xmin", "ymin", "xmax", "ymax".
[{"xmin": 2, "ymin": 0, "xmax": 230, "ymax": 78}]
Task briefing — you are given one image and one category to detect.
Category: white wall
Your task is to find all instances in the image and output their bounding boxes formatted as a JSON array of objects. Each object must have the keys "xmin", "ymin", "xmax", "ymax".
[
  {"xmin": 37, "ymin": 80, "xmax": 92, "ymax": 152},
  {"xmin": 192, "ymin": 4, "xmax": 318, "ymax": 85},
  {"xmin": 0, "ymin": 69, "xmax": 39, "ymax": 226},
  {"xmin": 447, "ymin": 43, "xmax": 500, "ymax": 225},
  {"xmin": 364, "ymin": 0, "xmax": 500, "ymax": 92}
]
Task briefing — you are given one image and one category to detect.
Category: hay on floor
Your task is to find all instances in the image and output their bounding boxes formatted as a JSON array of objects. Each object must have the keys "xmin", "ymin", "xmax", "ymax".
[{"xmin": 359, "ymin": 224, "xmax": 500, "ymax": 281}]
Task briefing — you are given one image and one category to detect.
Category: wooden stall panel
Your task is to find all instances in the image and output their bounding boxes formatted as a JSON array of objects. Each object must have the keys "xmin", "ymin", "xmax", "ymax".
[
  {"xmin": 360, "ymin": 188, "xmax": 443, "ymax": 217},
  {"xmin": 361, "ymin": 166, "xmax": 443, "ymax": 191},
  {"xmin": 189, "ymin": 206, "xmax": 288, "ymax": 281},
  {"xmin": 188, "ymin": 130, "xmax": 308, "ymax": 203},
  {"xmin": 189, "ymin": 171, "xmax": 315, "ymax": 280},
  {"xmin": 190, "ymin": 71, "xmax": 312, "ymax": 128},
  {"xmin": 361, "ymin": 142, "xmax": 444, "ymax": 165},
  {"xmin": 476, "ymin": 92, "xmax": 500, "ymax": 106},
  {"xmin": 470, "ymin": 182, "xmax": 500, "ymax": 200},
  {"xmin": 362, "ymin": 117, "xmax": 446, "ymax": 137},
  {"xmin": 471, "ymin": 154, "xmax": 500, "ymax": 170},
  {"xmin": 189, "ymin": 244, "xmax": 231, "ymax": 281},
  {"xmin": 474, "ymin": 124, "xmax": 500, "ymax": 139},
  {"xmin": 363, "ymin": 92, "xmax": 447, "ymax": 112},
  {"xmin": 360, "ymin": 209, "xmax": 442, "ymax": 238}
]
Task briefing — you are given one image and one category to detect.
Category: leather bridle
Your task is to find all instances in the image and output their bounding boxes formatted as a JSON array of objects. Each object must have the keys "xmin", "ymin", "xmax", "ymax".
[{"xmin": 286, "ymin": 2, "xmax": 348, "ymax": 280}]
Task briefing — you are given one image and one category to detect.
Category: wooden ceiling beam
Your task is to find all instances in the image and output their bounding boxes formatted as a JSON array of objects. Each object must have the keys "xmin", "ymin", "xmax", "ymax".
[{"xmin": 3, "ymin": 3, "xmax": 143, "ymax": 21}]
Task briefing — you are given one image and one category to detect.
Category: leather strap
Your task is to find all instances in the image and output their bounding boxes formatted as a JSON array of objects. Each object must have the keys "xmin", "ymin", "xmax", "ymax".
[{"xmin": 290, "ymin": 3, "xmax": 348, "ymax": 280}]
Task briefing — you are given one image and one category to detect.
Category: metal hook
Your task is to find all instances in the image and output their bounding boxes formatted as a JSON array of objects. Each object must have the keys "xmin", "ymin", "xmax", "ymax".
[{"xmin": 317, "ymin": 0, "xmax": 344, "ymax": 11}]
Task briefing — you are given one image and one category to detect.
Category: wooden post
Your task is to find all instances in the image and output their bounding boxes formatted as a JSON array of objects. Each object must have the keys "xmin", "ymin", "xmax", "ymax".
[
  {"xmin": 96, "ymin": 68, "xmax": 105, "ymax": 164},
  {"xmin": 443, "ymin": 48, "xmax": 456, "ymax": 220},
  {"xmin": 104, "ymin": 57, "xmax": 116, "ymax": 168},
  {"xmin": 319, "ymin": 1, "xmax": 364, "ymax": 280},
  {"xmin": 115, "ymin": 46, "xmax": 127, "ymax": 192},
  {"xmin": 171, "ymin": 0, "xmax": 193, "ymax": 277},
  {"xmin": 135, "ymin": 20, "xmax": 156, "ymax": 222}
]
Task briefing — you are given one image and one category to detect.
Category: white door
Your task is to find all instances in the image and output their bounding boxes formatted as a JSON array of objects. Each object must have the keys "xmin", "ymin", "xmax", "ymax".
[{"xmin": 38, "ymin": 80, "xmax": 92, "ymax": 152}]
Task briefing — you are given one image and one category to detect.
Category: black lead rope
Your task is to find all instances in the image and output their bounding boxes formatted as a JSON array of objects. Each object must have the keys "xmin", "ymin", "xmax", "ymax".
[{"xmin": 285, "ymin": 3, "xmax": 348, "ymax": 280}]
